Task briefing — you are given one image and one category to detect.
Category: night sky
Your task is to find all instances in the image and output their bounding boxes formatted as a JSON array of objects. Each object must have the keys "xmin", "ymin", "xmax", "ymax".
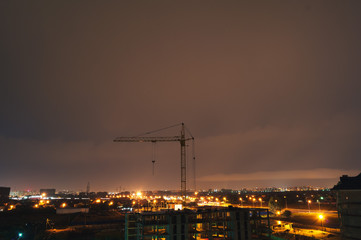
[{"xmin": 1, "ymin": 1, "xmax": 361, "ymax": 192}]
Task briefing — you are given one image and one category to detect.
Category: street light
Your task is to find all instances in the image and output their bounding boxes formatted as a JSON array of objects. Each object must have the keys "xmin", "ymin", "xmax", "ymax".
[
  {"xmin": 252, "ymin": 198, "xmax": 256, "ymax": 208},
  {"xmin": 307, "ymin": 200, "xmax": 311, "ymax": 213},
  {"xmin": 259, "ymin": 198, "xmax": 262, "ymax": 208},
  {"xmin": 318, "ymin": 214, "xmax": 324, "ymax": 230},
  {"xmin": 284, "ymin": 196, "xmax": 287, "ymax": 209},
  {"xmin": 239, "ymin": 198, "xmax": 243, "ymax": 208},
  {"xmin": 317, "ymin": 200, "xmax": 321, "ymax": 211}
]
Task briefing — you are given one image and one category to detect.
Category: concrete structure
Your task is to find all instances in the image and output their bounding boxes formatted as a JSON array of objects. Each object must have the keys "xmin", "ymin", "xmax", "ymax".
[
  {"xmin": 40, "ymin": 188, "xmax": 56, "ymax": 197},
  {"xmin": 125, "ymin": 207, "xmax": 270, "ymax": 240},
  {"xmin": 333, "ymin": 173, "xmax": 361, "ymax": 240},
  {"xmin": 0, "ymin": 187, "xmax": 10, "ymax": 202}
]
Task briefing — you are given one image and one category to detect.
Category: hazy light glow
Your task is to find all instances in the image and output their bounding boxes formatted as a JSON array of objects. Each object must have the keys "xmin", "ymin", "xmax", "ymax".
[
  {"xmin": 1, "ymin": 1, "xmax": 361, "ymax": 191},
  {"xmin": 198, "ymin": 169, "xmax": 360, "ymax": 182}
]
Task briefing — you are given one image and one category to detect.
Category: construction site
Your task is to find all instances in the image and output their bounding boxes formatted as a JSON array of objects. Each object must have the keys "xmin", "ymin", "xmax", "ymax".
[
  {"xmin": 0, "ymin": 124, "xmax": 272, "ymax": 239},
  {"xmin": 115, "ymin": 124, "xmax": 270, "ymax": 240}
]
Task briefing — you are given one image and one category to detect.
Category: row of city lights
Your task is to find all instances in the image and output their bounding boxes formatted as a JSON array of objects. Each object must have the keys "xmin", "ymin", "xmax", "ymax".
[{"xmin": 6, "ymin": 191, "xmax": 326, "ymax": 212}]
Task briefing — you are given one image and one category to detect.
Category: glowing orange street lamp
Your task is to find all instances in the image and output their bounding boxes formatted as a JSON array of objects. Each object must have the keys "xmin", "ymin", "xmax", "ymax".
[
  {"xmin": 259, "ymin": 198, "xmax": 262, "ymax": 208},
  {"xmin": 308, "ymin": 200, "xmax": 312, "ymax": 213},
  {"xmin": 318, "ymin": 214, "xmax": 324, "ymax": 230},
  {"xmin": 239, "ymin": 198, "xmax": 243, "ymax": 207}
]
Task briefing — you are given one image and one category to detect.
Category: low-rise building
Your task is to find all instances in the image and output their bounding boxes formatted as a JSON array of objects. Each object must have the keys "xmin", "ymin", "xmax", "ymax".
[{"xmin": 333, "ymin": 173, "xmax": 361, "ymax": 240}]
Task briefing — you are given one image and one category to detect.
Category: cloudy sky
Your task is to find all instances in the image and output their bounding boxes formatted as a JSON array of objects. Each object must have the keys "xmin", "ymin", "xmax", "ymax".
[{"xmin": 1, "ymin": 1, "xmax": 361, "ymax": 192}]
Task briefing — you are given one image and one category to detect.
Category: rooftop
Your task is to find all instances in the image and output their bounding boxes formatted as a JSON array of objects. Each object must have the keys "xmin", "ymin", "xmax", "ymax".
[{"xmin": 332, "ymin": 173, "xmax": 361, "ymax": 190}]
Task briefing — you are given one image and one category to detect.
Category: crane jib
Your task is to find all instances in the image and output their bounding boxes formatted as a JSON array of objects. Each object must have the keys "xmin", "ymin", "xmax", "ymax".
[
  {"xmin": 113, "ymin": 137, "xmax": 193, "ymax": 142},
  {"xmin": 113, "ymin": 123, "xmax": 195, "ymax": 198}
]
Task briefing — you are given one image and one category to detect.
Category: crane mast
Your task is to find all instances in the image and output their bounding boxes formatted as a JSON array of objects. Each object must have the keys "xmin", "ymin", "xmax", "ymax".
[
  {"xmin": 180, "ymin": 124, "xmax": 186, "ymax": 197},
  {"xmin": 113, "ymin": 123, "xmax": 194, "ymax": 198}
]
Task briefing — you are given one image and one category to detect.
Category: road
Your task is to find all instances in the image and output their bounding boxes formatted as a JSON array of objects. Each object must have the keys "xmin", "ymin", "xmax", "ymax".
[{"xmin": 286, "ymin": 208, "xmax": 337, "ymax": 216}]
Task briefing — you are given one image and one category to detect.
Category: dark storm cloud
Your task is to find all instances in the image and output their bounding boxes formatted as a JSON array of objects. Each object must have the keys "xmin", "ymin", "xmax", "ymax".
[{"xmin": 1, "ymin": 1, "xmax": 361, "ymax": 191}]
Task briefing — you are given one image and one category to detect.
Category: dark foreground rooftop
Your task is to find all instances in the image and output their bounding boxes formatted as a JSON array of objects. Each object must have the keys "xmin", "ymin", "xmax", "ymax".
[{"xmin": 332, "ymin": 173, "xmax": 361, "ymax": 190}]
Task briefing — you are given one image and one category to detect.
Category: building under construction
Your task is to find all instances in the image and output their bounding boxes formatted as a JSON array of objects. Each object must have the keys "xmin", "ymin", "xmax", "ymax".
[{"xmin": 125, "ymin": 206, "xmax": 270, "ymax": 240}]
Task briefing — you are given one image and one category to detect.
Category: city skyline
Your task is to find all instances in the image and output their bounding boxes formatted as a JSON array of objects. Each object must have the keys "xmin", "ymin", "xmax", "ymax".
[{"xmin": 1, "ymin": 1, "xmax": 361, "ymax": 191}]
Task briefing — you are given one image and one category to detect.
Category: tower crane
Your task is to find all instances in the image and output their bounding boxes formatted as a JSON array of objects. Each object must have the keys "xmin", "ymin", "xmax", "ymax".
[{"xmin": 113, "ymin": 123, "xmax": 195, "ymax": 198}]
